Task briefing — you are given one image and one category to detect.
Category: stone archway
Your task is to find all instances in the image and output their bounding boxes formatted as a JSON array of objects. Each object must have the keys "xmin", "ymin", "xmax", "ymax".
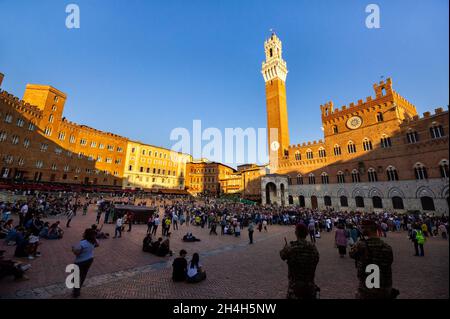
[
  {"xmin": 288, "ymin": 195, "xmax": 294, "ymax": 205},
  {"xmin": 265, "ymin": 182, "xmax": 277, "ymax": 205},
  {"xmin": 298, "ymin": 195, "xmax": 306, "ymax": 207}
]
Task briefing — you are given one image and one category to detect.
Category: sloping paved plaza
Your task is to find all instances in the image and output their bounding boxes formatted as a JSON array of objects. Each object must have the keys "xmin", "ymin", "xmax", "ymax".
[{"xmin": 0, "ymin": 203, "xmax": 448, "ymax": 299}]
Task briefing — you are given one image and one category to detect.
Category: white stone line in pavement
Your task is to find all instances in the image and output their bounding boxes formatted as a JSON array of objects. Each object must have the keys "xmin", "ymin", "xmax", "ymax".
[{"xmin": 2, "ymin": 228, "xmax": 292, "ymax": 299}]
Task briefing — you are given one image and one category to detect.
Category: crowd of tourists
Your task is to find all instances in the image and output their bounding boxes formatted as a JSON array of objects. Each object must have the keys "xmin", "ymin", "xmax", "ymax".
[{"xmin": 0, "ymin": 190, "xmax": 448, "ymax": 298}]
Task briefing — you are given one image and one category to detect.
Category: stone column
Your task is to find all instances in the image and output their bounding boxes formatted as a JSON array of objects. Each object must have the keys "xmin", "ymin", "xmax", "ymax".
[{"xmin": 364, "ymin": 197, "xmax": 373, "ymax": 211}]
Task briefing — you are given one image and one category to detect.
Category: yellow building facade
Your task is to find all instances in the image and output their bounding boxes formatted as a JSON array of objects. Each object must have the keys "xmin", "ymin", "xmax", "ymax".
[{"xmin": 123, "ymin": 140, "xmax": 192, "ymax": 190}]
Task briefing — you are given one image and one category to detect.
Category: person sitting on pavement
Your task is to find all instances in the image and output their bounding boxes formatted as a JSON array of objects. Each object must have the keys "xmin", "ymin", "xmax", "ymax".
[
  {"xmin": 172, "ymin": 249, "xmax": 188, "ymax": 282},
  {"xmin": 4, "ymin": 220, "xmax": 17, "ymax": 245},
  {"xmin": 150, "ymin": 237, "xmax": 163, "ymax": 254},
  {"xmin": 156, "ymin": 238, "xmax": 173, "ymax": 257},
  {"xmin": 142, "ymin": 233, "xmax": 153, "ymax": 252},
  {"xmin": 186, "ymin": 253, "xmax": 206, "ymax": 283},
  {"xmin": 0, "ymin": 250, "xmax": 31, "ymax": 282},
  {"xmin": 47, "ymin": 221, "xmax": 64, "ymax": 240},
  {"xmin": 14, "ymin": 228, "xmax": 41, "ymax": 260},
  {"xmin": 182, "ymin": 232, "xmax": 201, "ymax": 242},
  {"xmin": 91, "ymin": 224, "xmax": 109, "ymax": 239},
  {"xmin": 38, "ymin": 222, "xmax": 50, "ymax": 239}
]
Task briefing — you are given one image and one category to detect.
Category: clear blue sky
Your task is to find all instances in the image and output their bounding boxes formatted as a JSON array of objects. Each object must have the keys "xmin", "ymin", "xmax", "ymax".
[{"xmin": 0, "ymin": 0, "xmax": 448, "ymax": 164}]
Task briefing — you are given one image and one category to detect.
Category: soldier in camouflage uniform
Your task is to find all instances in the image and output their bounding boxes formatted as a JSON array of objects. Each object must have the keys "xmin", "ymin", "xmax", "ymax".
[
  {"xmin": 280, "ymin": 223, "xmax": 320, "ymax": 299},
  {"xmin": 350, "ymin": 219, "xmax": 398, "ymax": 299}
]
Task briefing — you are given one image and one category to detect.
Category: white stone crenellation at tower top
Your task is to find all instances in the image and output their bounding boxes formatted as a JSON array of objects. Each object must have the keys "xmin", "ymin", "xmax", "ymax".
[{"xmin": 262, "ymin": 33, "xmax": 288, "ymax": 83}]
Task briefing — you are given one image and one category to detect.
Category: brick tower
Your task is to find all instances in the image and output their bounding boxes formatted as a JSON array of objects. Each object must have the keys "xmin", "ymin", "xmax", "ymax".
[{"xmin": 262, "ymin": 33, "xmax": 289, "ymax": 171}]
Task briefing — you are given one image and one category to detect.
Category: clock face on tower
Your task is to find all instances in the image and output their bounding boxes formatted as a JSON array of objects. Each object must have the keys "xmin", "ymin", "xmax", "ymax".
[
  {"xmin": 270, "ymin": 141, "xmax": 280, "ymax": 151},
  {"xmin": 346, "ymin": 116, "xmax": 363, "ymax": 130}
]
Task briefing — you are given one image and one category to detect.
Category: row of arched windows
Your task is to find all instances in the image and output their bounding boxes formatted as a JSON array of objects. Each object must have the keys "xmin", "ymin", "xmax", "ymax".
[
  {"xmin": 291, "ymin": 195, "xmax": 436, "ymax": 211},
  {"xmin": 295, "ymin": 137, "xmax": 396, "ymax": 160},
  {"xmin": 288, "ymin": 160, "xmax": 449, "ymax": 185}
]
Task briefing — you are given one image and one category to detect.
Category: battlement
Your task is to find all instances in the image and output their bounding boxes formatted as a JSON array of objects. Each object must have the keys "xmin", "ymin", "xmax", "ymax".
[
  {"xmin": 392, "ymin": 91, "xmax": 417, "ymax": 115},
  {"xmin": 373, "ymin": 78, "xmax": 393, "ymax": 98},
  {"xmin": 60, "ymin": 118, "xmax": 128, "ymax": 140},
  {"xmin": 288, "ymin": 139, "xmax": 325, "ymax": 149},
  {"xmin": 319, "ymin": 77, "xmax": 418, "ymax": 122},
  {"xmin": 0, "ymin": 89, "xmax": 43, "ymax": 118},
  {"xmin": 320, "ymin": 101, "xmax": 334, "ymax": 117},
  {"xmin": 401, "ymin": 106, "xmax": 449, "ymax": 125}
]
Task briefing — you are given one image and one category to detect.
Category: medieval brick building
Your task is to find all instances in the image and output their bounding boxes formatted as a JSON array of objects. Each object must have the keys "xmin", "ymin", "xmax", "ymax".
[{"xmin": 260, "ymin": 34, "xmax": 449, "ymax": 215}]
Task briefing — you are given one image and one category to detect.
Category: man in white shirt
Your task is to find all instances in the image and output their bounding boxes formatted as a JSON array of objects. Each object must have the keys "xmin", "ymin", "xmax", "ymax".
[
  {"xmin": 19, "ymin": 204, "xmax": 29, "ymax": 226},
  {"xmin": 152, "ymin": 216, "xmax": 160, "ymax": 236},
  {"xmin": 114, "ymin": 216, "xmax": 123, "ymax": 238},
  {"xmin": 325, "ymin": 218, "xmax": 332, "ymax": 232}
]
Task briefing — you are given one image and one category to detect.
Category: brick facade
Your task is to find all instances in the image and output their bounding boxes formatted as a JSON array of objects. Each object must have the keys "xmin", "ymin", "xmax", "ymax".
[
  {"xmin": 260, "ymin": 35, "xmax": 449, "ymax": 214},
  {"xmin": 0, "ymin": 80, "xmax": 126, "ymax": 187}
]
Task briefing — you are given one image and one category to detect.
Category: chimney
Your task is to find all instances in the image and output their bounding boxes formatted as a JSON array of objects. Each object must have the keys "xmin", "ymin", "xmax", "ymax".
[{"xmin": 0, "ymin": 73, "xmax": 4, "ymax": 88}]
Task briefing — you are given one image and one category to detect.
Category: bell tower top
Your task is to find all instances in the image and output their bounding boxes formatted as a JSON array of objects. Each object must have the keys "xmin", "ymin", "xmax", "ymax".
[{"xmin": 262, "ymin": 32, "xmax": 288, "ymax": 83}]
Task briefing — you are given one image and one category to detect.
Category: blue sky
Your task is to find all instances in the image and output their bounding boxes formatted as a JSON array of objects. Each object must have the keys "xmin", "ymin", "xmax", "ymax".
[{"xmin": 0, "ymin": 0, "xmax": 448, "ymax": 165}]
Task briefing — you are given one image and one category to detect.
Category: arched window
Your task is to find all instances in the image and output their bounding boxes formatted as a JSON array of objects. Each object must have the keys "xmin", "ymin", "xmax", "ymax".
[
  {"xmin": 287, "ymin": 176, "xmax": 292, "ymax": 185},
  {"xmin": 321, "ymin": 172, "xmax": 329, "ymax": 184},
  {"xmin": 318, "ymin": 147, "xmax": 326, "ymax": 158},
  {"xmin": 439, "ymin": 159, "xmax": 449, "ymax": 178},
  {"xmin": 337, "ymin": 171, "xmax": 345, "ymax": 184},
  {"xmin": 363, "ymin": 138, "xmax": 373, "ymax": 151},
  {"xmin": 387, "ymin": 166, "xmax": 399, "ymax": 181},
  {"xmin": 351, "ymin": 169, "xmax": 361, "ymax": 183},
  {"xmin": 340, "ymin": 196, "xmax": 349, "ymax": 207},
  {"xmin": 406, "ymin": 130, "xmax": 419, "ymax": 144},
  {"xmin": 288, "ymin": 195, "xmax": 294, "ymax": 205},
  {"xmin": 430, "ymin": 124, "xmax": 445, "ymax": 139},
  {"xmin": 295, "ymin": 151, "xmax": 301, "ymax": 161},
  {"xmin": 421, "ymin": 196, "xmax": 435, "ymax": 211},
  {"xmin": 392, "ymin": 197, "xmax": 404, "ymax": 210},
  {"xmin": 368, "ymin": 168, "xmax": 378, "ymax": 182},
  {"xmin": 333, "ymin": 125, "xmax": 338, "ymax": 134},
  {"xmin": 347, "ymin": 141, "xmax": 357, "ymax": 154},
  {"xmin": 296, "ymin": 175, "xmax": 303, "ymax": 185},
  {"xmin": 44, "ymin": 127, "xmax": 52, "ymax": 136},
  {"xmin": 298, "ymin": 196, "xmax": 305, "ymax": 207},
  {"xmin": 414, "ymin": 163, "xmax": 428, "ymax": 180},
  {"xmin": 308, "ymin": 173, "xmax": 316, "ymax": 185},
  {"xmin": 355, "ymin": 196, "xmax": 365, "ymax": 208},
  {"xmin": 306, "ymin": 149, "xmax": 314, "ymax": 160},
  {"xmin": 324, "ymin": 196, "xmax": 332, "ymax": 207},
  {"xmin": 372, "ymin": 196, "xmax": 383, "ymax": 209},
  {"xmin": 381, "ymin": 135, "xmax": 392, "ymax": 148},
  {"xmin": 334, "ymin": 144, "xmax": 342, "ymax": 156},
  {"xmin": 376, "ymin": 112, "xmax": 384, "ymax": 122}
]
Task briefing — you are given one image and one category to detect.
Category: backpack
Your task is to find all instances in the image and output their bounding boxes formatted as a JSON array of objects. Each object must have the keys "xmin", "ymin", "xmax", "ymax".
[{"xmin": 416, "ymin": 230, "xmax": 425, "ymax": 245}]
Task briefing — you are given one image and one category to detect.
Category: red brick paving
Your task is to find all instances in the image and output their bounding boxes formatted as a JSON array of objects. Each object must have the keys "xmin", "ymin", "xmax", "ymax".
[{"xmin": 0, "ymin": 203, "xmax": 448, "ymax": 299}]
